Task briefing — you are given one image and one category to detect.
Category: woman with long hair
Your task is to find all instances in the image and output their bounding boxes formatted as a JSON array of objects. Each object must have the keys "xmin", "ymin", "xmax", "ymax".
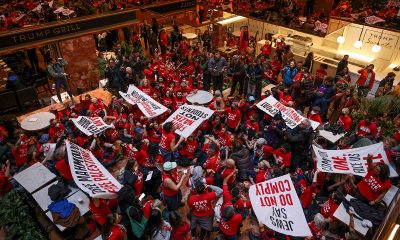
[
  {"xmin": 144, "ymin": 209, "xmax": 172, "ymax": 240},
  {"xmin": 101, "ymin": 213, "xmax": 127, "ymax": 240}
]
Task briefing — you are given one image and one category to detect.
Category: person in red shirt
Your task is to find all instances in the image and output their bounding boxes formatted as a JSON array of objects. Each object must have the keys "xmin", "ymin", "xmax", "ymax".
[
  {"xmin": 55, "ymin": 158, "xmax": 73, "ymax": 182},
  {"xmin": 12, "ymin": 134, "xmax": 29, "ymax": 168},
  {"xmin": 220, "ymin": 159, "xmax": 237, "ymax": 186},
  {"xmin": 89, "ymin": 198, "xmax": 112, "ymax": 226},
  {"xmin": 273, "ymin": 143, "xmax": 292, "ymax": 170},
  {"xmin": 178, "ymin": 135, "xmax": 198, "ymax": 166},
  {"xmin": 159, "ymin": 122, "xmax": 184, "ymax": 162},
  {"xmin": 308, "ymin": 106, "xmax": 323, "ymax": 125},
  {"xmin": 357, "ymin": 155, "xmax": 391, "ymax": 205},
  {"xmin": 173, "ymin": 90, "xmax": 186, "ymax": 111},
  {"xmin": 162, "ymin": 161, "xmax": 189, "ymax": 211},
  {"xmin": 48, "ymin": 119, "xmax": 65, "ymax": 142},
  {"xmin": 0, "ymin": 160, "xmax": 12, "ymax": 196},
  {"xmin": 337, "ymin": 108, "xmax": 352, "ymax": 131},
  {"xmin": 169, "ymin": 211, "xmax": 190, "ymax": 240},
  {"xmin": 249, "ymin": 160, "xmax": 271, "ymax": 184},
  {"xmin": 260, "ymin": 41, "xmax": 271, "ymax": 59},
  {"xmin": 139, "ymin": 79, "xmax": 153, "ymax": 96},
  {"xmin": 270, "ymin": 55, "xmax": 282, "ymax": 79},
  {"xmin": 122, "ymin": 160, "xmax": 144, "ymax": 196},
  {"xmin": 225, "ymin": 103, "xmax": 241, "ymax": 133},
  {"xmin": 278, "ymin": 87, "xmax": 293, "ymax": 106},
  {"xmin": 217, "ymin": 125, "xmax": 233, "ymax": 148},
  {"xmin": 356, "ymin": 64, "xmax": 376, "ymax": 97},
  {"xmin": 188, "ymin": 180, "xmax": 222, "ymax": 239},
  {"xmin": 101, "ymin": 213, "xmax": 127, "ymax": 240},
  {"xmin": 245, "ymin": 115, "xmax": 259, "ymax": 133},
  {"xmin": 203, "ymin": 141, "xmax": 221, "ymax": 179},
  {"xmin": 356, "ymin": 116, "xmax": 378, "ymax": 140},
  {"xmin": 219, "ymin": 204, "xmax": 243, "ymax": 239},
  {"xmin": 315, "ymin": 63, "xmax": 328, "ymax": 87},
  {"xmin": 319, "ymin": 192, "xmax": 341, "ymax": 223},
  {"xmin": 89, "ymin": 98, "xmax": 106, "ymax": 117},
  {"xmin": 159, "ymin": 29, "xmax": 168, "ymax": 54}
]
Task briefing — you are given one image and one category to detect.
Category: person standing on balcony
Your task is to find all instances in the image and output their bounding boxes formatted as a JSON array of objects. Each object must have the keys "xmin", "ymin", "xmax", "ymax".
[{"xmin": 47, "ymin": 57, "xmax": 74, "ymax": 104}]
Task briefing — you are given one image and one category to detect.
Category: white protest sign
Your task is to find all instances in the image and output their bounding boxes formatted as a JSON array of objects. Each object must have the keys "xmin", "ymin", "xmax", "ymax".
[
  {"xmin": 249, "ymin": 174, "xmax": 311, "ymax": 237},
  {"xmin": 66, "ymin": 141, "xmax": 122, "ymax": 199},
  {"xmin": 313, "ymin": 142, "xmax": 398, "ymax": 177},
  {"xmin": 257, "ymin": 96, "xmax": 319, "ymax": 130},
  {"xmin": 72, "ymin": 116, "xmax": 113, "ymax": 136},
  {"xmin": 42, "ymin": 143, "xmax": 56, "ymax": 161},
  {"xmin": 119, "ymin": 85, "xmax": 168, "ymax": 118},
  {"xmin": 163, "ymin": 105, "xmax": 214, "ymax": 138}
]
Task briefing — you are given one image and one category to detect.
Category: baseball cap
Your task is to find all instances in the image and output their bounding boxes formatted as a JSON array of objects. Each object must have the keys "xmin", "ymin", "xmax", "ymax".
[
  {"xmin": 248, "ymin": 95, "xmax": 255, "ymax": 102},
  {"xmin": 163, "ymin": 162, "xmax": 177, "ymax": 171},
  {"xmin": 39, "ymin": 134, "xmax": 50, "ymax": 144}
]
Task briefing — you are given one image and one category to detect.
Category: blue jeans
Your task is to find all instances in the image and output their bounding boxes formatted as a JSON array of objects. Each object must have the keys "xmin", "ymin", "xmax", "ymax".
[{"xmin": 160, "ymin": 147, "xmax": 174, "ymax": 162}]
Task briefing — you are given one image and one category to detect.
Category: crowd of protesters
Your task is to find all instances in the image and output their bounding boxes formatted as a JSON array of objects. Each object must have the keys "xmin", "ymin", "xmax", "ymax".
[
  {"xmin": 1, "ymin": 18, "xmax": 400, "ymax": 240},
  {"xmin": 0, "ymin": 0, "xmax": 172, "ymax": 32}
]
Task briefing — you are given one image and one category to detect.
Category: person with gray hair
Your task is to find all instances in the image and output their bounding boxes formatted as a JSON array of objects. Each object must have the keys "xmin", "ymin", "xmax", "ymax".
[{"xmin": 283, "ymin": 118, "xmax": 313, "ymax": 171}]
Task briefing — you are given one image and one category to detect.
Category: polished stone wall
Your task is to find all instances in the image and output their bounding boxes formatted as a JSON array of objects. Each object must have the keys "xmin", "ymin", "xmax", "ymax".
[{"xmin": 59, "ymin": 35, "xmax": 99, "ymax": 92}]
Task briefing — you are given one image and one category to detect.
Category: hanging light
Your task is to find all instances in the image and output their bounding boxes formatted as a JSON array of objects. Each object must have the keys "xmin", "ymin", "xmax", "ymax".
[
  {"xmin": 353, "ymin": 27, "xmax": 364, "ymax": 49},
  {"xmin": 372, "ymin": 44, "xmax": 381, "ymax": 53},
  {"xmin": 337, "ymin": 23, "xmax": 345, "ymax": 43},
  {"xmin": 337, "ymin": 35, "xmax": 345, "ymax": 43},
  {"xmin": 372, "ymin": 29, "xmax": 383, "ymax": 53}
]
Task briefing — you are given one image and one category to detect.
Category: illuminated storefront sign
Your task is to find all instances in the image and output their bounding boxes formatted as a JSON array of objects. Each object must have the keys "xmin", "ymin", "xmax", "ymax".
[{"xmin": 0, "ymin": 10, "xmax": 137, "ymax": 52}]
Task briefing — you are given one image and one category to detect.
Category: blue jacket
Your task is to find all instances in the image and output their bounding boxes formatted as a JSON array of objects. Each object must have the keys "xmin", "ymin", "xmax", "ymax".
[{"xmin": 281, "ymin": 66, "xmax": 298, "ymax": 85}]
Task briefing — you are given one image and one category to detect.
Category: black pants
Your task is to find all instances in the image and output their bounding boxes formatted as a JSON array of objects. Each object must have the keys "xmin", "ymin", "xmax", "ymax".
[
  {"xmin": 203, "ymin": 73, "xmax": 211, "ymax": 91},
  {"xmin": 212, "ymin": 75, "xmax": 224, "ymax": 93},
  {"xmin": 55, "ymin": 77, "xmax": 73, "ymax": 103},
  {"xmin": 230, "ymin": 74, "xmax": 245, "ymax": 96}
]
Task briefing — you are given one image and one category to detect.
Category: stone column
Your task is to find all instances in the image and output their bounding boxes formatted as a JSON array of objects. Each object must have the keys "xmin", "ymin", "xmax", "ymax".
[{"xmin": 58, "ymin": 35, "xmax": 99, "ymax": 92}]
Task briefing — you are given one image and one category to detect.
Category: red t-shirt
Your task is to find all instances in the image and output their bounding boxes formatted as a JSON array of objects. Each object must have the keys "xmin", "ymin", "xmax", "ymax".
[
  {"xmin": 159, "ymin": 130, "xmax": 175, "ymax": 151},
  {"xmin": 245, "ymin": 120, "xmax": 259, "ymax": 133},
  {"xmin": 105, "ymin": 129, "xmax": 119, "ymax": 144},
  {"xmin": 179, "ymin": 139, "xmax": 198, "ymax": 159},
  {"xmin": 273, "ymin": 148, "xmax": 291, "ymax": 168},
  {"xmin": 219, "ymin": 204, "xmax": 243, "ymax": 236},
  {"xmin": 173, "ymin": 97, "xmax": 186, "ymax": 111},
  {"xmin": 171, "ymin": 222, "xmax": 190, "ymax": 240},
  {"xmin": 12, "ymin": 144, "xmax": 28, "ymax": 167},
  {"xmin": 143, "ymin": 199, "xmax": 154, "ymax": 219},
  {"xmin": 89, "ymin": 199, "xmax": 112, "ymax": 225},
  {"xmin": 149, "ymin": 129, "xmax": 162, "ymax": 143},
  {"xmin": 217, "ymin": 132, "xmax": 232, "ymax": 147},
  {"xmin": 55, "ymin": 159, "xmax": 73, "ymax": 181},
  {"xmin": 357, "ymin": 169, "xmax": 391, "ymax": 202},
  {"xmin": 357, "ymin": 120, "xmax": 377, "ymax": 137},
  {"xmin": 188, "ymin": 191, "xmax": 217, "ymax": 217},
  {"xmin": 221, "ymin": 168, "xmax": 236, "ymax": 185},
  {"xmin": 315, "ymin": 69, "xmax": 327, "ymax": 81},
  {"xmin": 133, "ymin": 170, "xmax": 144, "ymax": 196},
  {"xmin": 338, "ymin": 115, "xmax": 352, "ymax": 131},
  {"xmin": 226, "ymin": 108, "xmax": 241, "ymax": 129},
  {"xmin": 320, "ymin": 198, "xmax": 339, "ymax": 219},
  {"xmin": 107, "ymin": 225, "xmax": 124, "ymax": 240},
  {"xmin": 162, "ymin": 171, "xmax": 180, "ymax": 197},
  {"xmin": 204, "ymin": 155, "xmax": 221, "ymax": 173},
  {"xmin": 48, "ymin": 125, "xmax": 65, "ymax": 141},
  {"xmin": 255, "ymin": 169, "xmax": 270, "ymax": 183},
  {"xmin": 139, "ymin": 85, "xmax": 153, "ymax": 96},
  {"xmin": 308, "ymin": 113, "xmax": 323, "ymax": 125}
]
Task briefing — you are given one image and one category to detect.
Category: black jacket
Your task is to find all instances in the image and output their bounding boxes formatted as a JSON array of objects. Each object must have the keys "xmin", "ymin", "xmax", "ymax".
[
  {"xmin": 230, "ymin": 146, "xmax": 252, "ymax": 181},
  {"xmin": 285, "ymin": 126, "xmax": 313, "ymax": 153}
]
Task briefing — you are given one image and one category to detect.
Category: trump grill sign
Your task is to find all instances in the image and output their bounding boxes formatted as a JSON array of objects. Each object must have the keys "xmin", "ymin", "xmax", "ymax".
[{"xmin": 249, "ymin": 174, "xmax": 311, "ymax": 237}]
